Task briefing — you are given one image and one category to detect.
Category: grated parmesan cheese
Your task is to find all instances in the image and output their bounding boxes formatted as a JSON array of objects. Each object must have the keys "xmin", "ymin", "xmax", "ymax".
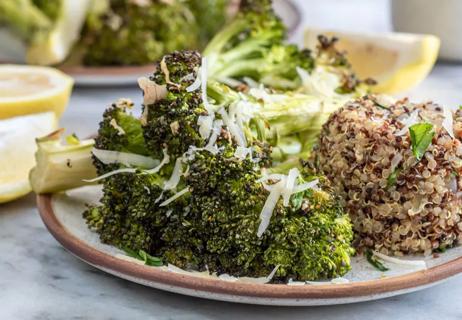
[
  {"xmin": 83, "ymin": 168, "xmax": 137, "ymax": 183},
  {"xmin": 137, "ymin": 77, "xmax": 167, "ymax": 106},
  {"xmin": 92, "ymin": 148, "xmax": 159, "ymax": 168},
  {"xmin": 442, "ymin": 105, "xmax": 455, "ymax": 139},
  {"xmin": 144, "ymin": 148, "xmax": 170, "ymax": 174},
  {"xmin": 234, "ymin": 146, "xmax": 252, "ymax": 160},
  {"xmin": 109, "ymin": 119, "xmax": 125, "ymax": 136},
  {"xmin": 197, "ymin": 115, "xmax": 214, "ymax": 140},
  {"xmin": 163, "ymin": 158, "xmax": 184, "ymax": 190},
  {"xmin": 200, "ymin": 57, "xmax": 213, "ymax": 114},
  {"xmin": 159, "ymin": 187, "xmax": 190, "ymax": 207},
  {"xmin": 396, "ymin": 109, "xmax": 420, "ymax": 136},
  {"xmin": 218, "ymin": 107, "xmax": 246, "ymax": 147},
  {"xmin": 257, "ymin": 172, "xmax": 319, "ymax": 237},
  {"xmin": 373, "ymin": 251, "xmax": 427, "ymax": 269},
  {"xmin": 186, "ymin": 69, "xmax": 202, "ymax": 92}
]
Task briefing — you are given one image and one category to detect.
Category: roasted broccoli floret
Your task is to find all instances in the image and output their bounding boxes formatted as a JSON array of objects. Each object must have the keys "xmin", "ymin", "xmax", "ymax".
[
  {"xmin": 203, "ymin": 0, "xmax": 313, "ymax": 90},
  {"xmin": 94, "ymin": 98, "xmax": 150, "ymax": 174},
  {"xmin": 173, "ymin": 145, "xmax": 353, "ymax": 280},
  {"xmin": 31, "ymin": 46, "xmax": 356, "ymax": 281},
  {"xmin": 80, "ymin": 0, "xmax": 200, "ymax": 66},
  {"xmin": 141, "ymin": 51, "xmax": 208, "ymax": 159},
  {"xmin": 263, "ymin": 179, "xmax": 354, "ymax": 280},
  {"xmin": 140, "ymin": 49, "xmax": 358, "ymax": 165},
  {"xmin": 84, "ymin": 172, "xmax": 155, "ymax": 252},
  {"xmin": 182, "ymin": 146, "xmax": 269, "ymax": 275}
]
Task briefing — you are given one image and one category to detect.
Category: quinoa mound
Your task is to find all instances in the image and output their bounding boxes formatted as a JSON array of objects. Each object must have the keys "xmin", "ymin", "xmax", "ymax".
[{"xmin": 312, "ymin": 95, "xmax": 462, "ymax": 255}]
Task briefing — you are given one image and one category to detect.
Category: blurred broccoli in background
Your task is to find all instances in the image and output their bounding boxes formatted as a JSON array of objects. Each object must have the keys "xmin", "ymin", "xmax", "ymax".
[
  {"xmin": 32, "ymin": 0, "xmax": 62, "ymax": 22},
  {"xmin": 0, "ymin": 0, "xmax": 92, "ymax": 65},
  {"xmin": 0, "ymin": 0, "xmax": 52, "ymax": 43},
  {"xmin": 0, "ymin": 0, "xmax": 231, "ymax": 66},
  {"xmin": 204, "ymin": 0, "xmax": 311, "ymax": 90},
  {"xmin": 80, "ymin": 0, "xmax": 200, "ymax": 66},
  {"xmin": 188, "ymin": 0, "xmax": 230, "ymax": 48}
]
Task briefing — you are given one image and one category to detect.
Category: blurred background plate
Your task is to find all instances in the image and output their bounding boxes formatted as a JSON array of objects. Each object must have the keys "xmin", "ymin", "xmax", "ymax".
[{"xmin": 0, "ymin": 0, "xmax": 301, "ymax": 87}]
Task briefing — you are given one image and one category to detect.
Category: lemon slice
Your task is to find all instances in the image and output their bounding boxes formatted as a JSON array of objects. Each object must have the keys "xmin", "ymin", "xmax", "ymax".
[
  {"xmin": 0, "ymin": 112, "xmax": 57, "ymax": 203},
  {"xmin": 26, "ymin": 0, "xmax": 91, "ymax": 65},
  {"xmin": 0, "ymin": 64, "xmax": 73, "ymax": 119},
  {"xmin": 304, "ymin": 29, "xmax": 440, "ymax": 93}
]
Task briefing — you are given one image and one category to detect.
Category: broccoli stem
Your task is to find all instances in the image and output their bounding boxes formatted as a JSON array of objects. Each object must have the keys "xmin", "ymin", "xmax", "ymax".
[
  {"xmin": 213, "ymin": 58, "xmax": 265, "ymax": 80},
  {"xmin": 202, "ymin": 18, "xmax": 247, "ymax": 59},
  {"xmin": 29, "ymin": 130, "xmax": 97, "ymax": 194}
]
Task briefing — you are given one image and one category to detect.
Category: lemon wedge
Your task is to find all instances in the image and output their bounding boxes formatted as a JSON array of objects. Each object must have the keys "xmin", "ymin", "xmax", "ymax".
[
  {"xmin": 304, "ymin": 29, "xmax": 440, "ymax": 93},
  {"xmin": 26, "ymin": 0, "xmax": 91, "ymax": 65},
  {"xmin": 0, "ymin": 112, "xmax": 57, "ymax": 203},
  {"xmin": 0, "ymin": 64, "xmax": 73, "ymax": 119}
]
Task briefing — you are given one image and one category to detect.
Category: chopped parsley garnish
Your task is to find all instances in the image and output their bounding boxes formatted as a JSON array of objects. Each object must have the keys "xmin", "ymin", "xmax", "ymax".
[
  {"xmin": 365, "ymin": 250, "xmax": 389, "ymax": 272},
  {"xmin": 387, "ymin": 168, "xmax": 401, "ymax": 188},
  {"xmin": 409, "ymin": 123, "xmax": 435, "ymax": 161},
  {"xmin": 435, "ymin": 246, "xmax": 447, "ymax": 253},
  {"xmin": 123, "ymin": 247, "xmax": 163, "ymax": 267}
]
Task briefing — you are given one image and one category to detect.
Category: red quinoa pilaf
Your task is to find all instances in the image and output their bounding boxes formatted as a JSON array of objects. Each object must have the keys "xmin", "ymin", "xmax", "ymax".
[{"xmin": 312, "ymin": 95, "xmax": 462, "ymax": 256}]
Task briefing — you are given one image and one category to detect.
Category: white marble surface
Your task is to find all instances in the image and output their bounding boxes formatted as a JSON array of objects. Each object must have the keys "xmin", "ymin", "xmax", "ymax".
[{"xmin": 2, "ymin": 0, "xmax": 462, "ymax": 319}]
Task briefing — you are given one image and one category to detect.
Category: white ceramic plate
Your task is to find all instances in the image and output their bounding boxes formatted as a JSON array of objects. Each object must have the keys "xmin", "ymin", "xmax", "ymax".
[{"xmin": 36, "ymin": 185, "xmax": 462, "ymax": 306}]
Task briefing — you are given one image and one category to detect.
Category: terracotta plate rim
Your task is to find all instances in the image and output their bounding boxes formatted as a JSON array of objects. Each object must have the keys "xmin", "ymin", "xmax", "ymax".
[{"xmin": 36, "ymin": 193, "xmax": 462, "ymax": 300}]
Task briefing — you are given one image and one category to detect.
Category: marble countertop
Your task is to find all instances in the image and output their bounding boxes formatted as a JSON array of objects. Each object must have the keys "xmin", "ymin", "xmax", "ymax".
[{"xmin": 2, "ymin": 0, "xmax": 462, "ymax": 319}]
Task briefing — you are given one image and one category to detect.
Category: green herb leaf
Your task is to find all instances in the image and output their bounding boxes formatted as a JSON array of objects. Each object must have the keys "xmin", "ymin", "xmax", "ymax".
[
  {"xmin": 290, "ymin": 191, "xmax": 304, "ymax": 210},
  {"xmin": 435, "ymin": 246, "xmax": 447, "ymax": 253},
  {"xmin": 365, "ymin": 250, "xmax": 389, "ymax": 272},
  {"xmin": 123, "ymin": 248, "xmax": 163, "ymax": 267},
  {"xmin": 138, "ymin": 250, "xmax": 163, "ymax": 266},
  {"xmin": 387, "ymin": 168, "xmax": 401, "ymax": 188},
  {"xmin": 123, "ymin": 247, "xmax": 141, "ymax": 259},
  {"xmin": 409, "ymin": 123, "xmax": 435, "ymax": 161}
]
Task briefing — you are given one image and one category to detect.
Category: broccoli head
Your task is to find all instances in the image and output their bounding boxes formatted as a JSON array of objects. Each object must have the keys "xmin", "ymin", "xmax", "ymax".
[
  {"xmin": 84, "ymin": 172, "xmax": 155, "ymax": 252},
  {"xmin": 172, "ymin": 144, "xmax": 354, "ymax": 280},
  {"xmin": 84, "ymin": 169, "xmax": 189, "ymax": 255},
  {"xmin": 264, "ymin": 180, "xmax": 354, "ymax": 280},
  {"xmin": 142, "ymin": 51, "xmax": 208, "ymax": 160},
  {"xmin": 94, "ymin": 98, "xmax": 149, "ymax": 174},
  {"xmin": 203, "ymin": 0, "xmax": 313, "ymax": 90},
  {"xmin": 183, "ymin": 146, "xmax": 270, "ymax": 275}
]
